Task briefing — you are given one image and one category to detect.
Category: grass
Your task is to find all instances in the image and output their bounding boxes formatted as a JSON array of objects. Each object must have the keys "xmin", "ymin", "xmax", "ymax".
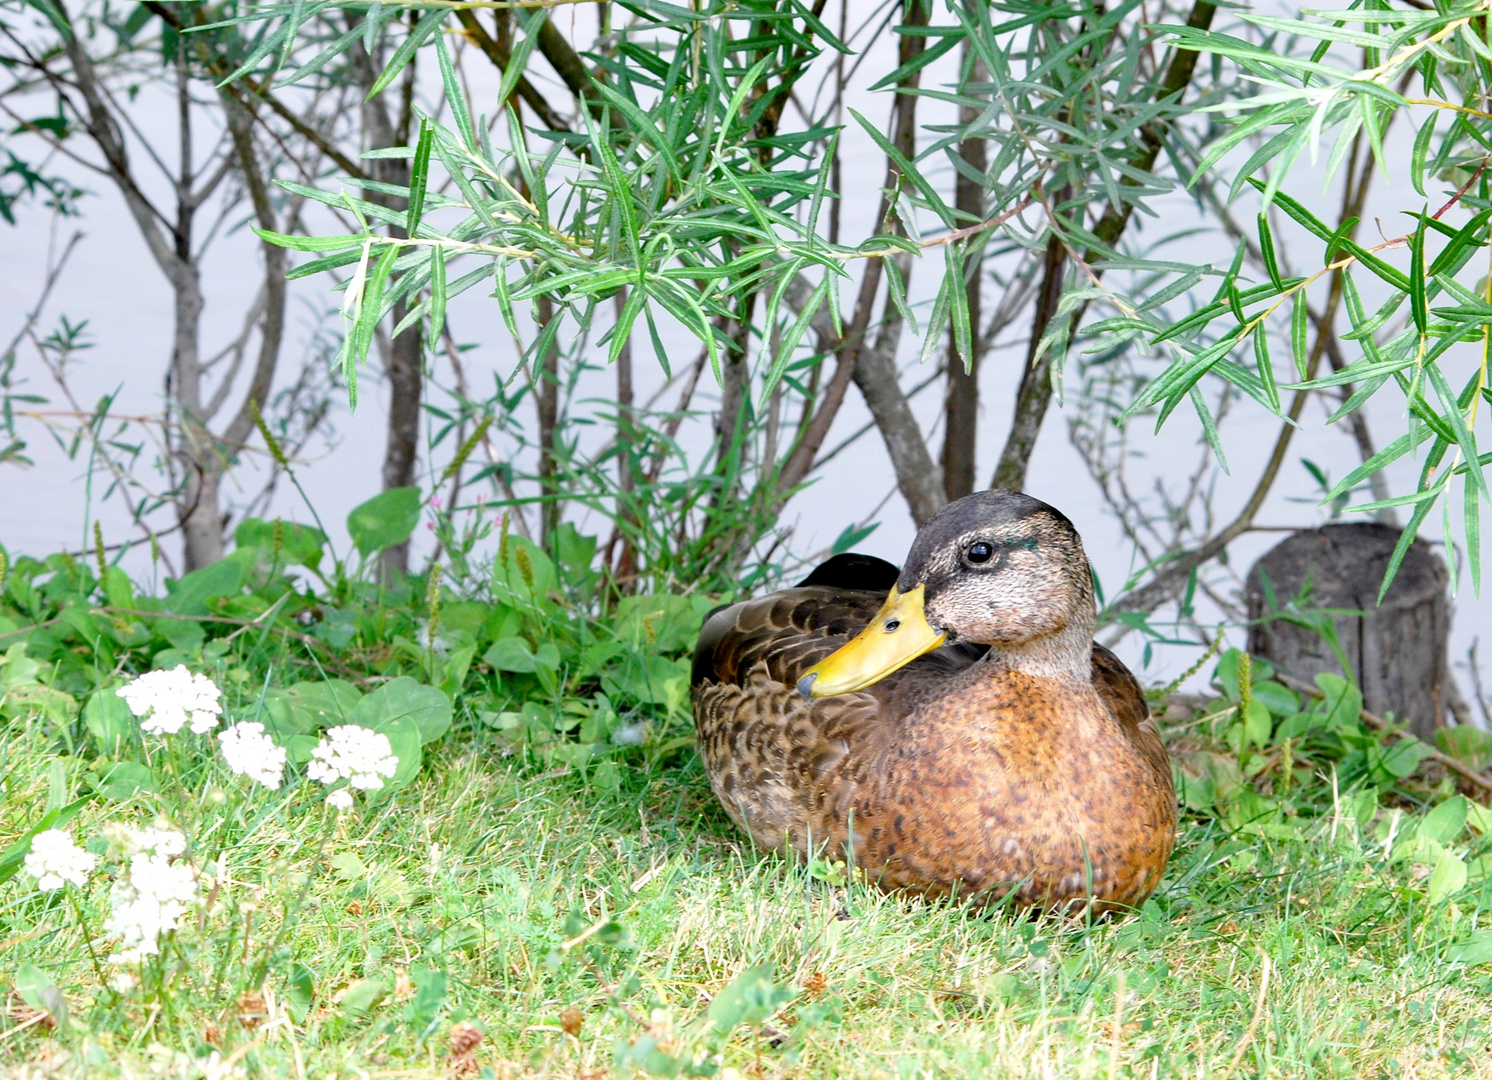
[
  {"xmin": 8, "ymin": 717, "xmax": 1492, "ymax": 1078},
  {"xmin": 4, "ymin": 544, "xmax": 1492, "ymax": 1078}
]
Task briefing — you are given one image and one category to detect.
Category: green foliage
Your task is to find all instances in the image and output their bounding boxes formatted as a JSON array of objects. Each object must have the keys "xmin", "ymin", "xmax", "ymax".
[
  {"xmin": 1095, "ymin": 6, "xmax": 1492, "ymax": 594},
  {"xmin": 346, "ymin": 486, "xmax": 422, "ymax": 558}
]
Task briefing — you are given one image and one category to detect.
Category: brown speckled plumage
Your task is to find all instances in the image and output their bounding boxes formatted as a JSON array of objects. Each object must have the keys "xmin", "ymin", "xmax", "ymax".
[{"xmin": 691, "ymin": 492, "xmax": 1176, "ymax": 911}]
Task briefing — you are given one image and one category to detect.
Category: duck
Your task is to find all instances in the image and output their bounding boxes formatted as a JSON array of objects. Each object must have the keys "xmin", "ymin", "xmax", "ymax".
[{"xmin": 691, "ymin": 490, "xmax": 1176, "ymax": 911}]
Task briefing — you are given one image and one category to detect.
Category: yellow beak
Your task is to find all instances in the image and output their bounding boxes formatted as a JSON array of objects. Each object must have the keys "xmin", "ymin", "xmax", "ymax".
[{"xmin": 797, "ymin": 584, "xmax": 947, "ymax": 698}]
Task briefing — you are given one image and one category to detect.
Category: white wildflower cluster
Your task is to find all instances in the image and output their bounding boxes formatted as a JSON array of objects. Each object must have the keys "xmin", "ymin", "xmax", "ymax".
[
  {"xmin": 217, "ymin": 721, "xmax": 287, "ymax": 789},
  {"xmin": 118, "ymin": 666, "xmax": 223, "ymax": 735},
  {"xmin": 104, "ymin": 826, "xmax": 198, "ymax": 963},
  {"xmin": 23, "ymin": 828, "xmax": 96, "ymax": 891},
  {"xmin": 307, "ymin": 724, "xmax": 398, "ymax": 808}
]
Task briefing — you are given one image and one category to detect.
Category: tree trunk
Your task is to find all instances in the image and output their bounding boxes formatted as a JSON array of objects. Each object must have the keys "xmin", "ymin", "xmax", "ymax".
[
  {"xmin": 536, "ymin": 293, "xmax": 561, "ymax": 548},
  {"xmin": 1245, "ymin": 523, "xmax": 1452, "ymax": 739},
  {"xmin": 613, "ymin": 288, "xmax": 638, "ymax": 591},
  {"xmin": 991, "ymin": 226, "xmax": 1065, "ymax": 492},
  {"xmin": 853, "ymin": 255, "xmax": 944, "ymax": 526},
  {"xmin": 169, "ymin": 255, "xmax": 225, "ymax": 571},
  {"xmin": 942, "ymin": 46, "xmax": 986, "ymax": 503},
  {"xmin": 379, "ymin": 311, "xmax": 422, "ymax": 578},
  {"xmin": 991, "ymin": 0, "xmax": 1218, "ymax": 492},
  {"xmin": 345, "ymin": 20, "xmax": 421, "ymax": 579}
]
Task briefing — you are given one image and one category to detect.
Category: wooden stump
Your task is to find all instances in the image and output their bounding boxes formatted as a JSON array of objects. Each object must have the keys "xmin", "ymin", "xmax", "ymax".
[{"xmin": 1245, "ymin": 523, "xmax": 1451, "ymax": 738}]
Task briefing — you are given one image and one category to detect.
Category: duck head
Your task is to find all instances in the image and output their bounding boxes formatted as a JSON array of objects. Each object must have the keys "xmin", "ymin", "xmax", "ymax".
[{"xmin": 798, "ymin": 490, "xmax": 1095, "ymax": 698}]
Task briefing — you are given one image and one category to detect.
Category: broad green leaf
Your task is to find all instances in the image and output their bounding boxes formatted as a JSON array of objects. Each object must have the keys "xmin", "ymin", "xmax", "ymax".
[
  {"xmin": 347, "ymin": 487, "xmax": 422, "ymax": 557},
  {"xmin": 15, "ymin": 965, "xmax": 66, "ymax": 1027},
  {"xmin": 234, "ymin": 518, "xmax": 327, "ymax": 569},
  {"xmin": 285, "ymin": 963, "xmax": 315, "ymax": 1025},
  {"xmin": 351, "ymin": 676, "xmax": 451, "ymax": 745},
  {"xmin": 705, "ymin": 964, "xmax": 794, "ymax": 1037},
  {"xmin": 283, "ymin": 679, "xmax": 363, "ymax": 730},
  {"xmin": 95, "ymin": 761, "xmax": 156, "ymax": 801},
  {"xmin": 1418, "ymin": 796, "xmax": 1468, "ymax": 844},
  {"xmin": 1449, "ymin": 930, "xmax": 1492, "ymax": 965},
  {"xmin": 339, "ymin": 978, "xmax": 387, "ymax": 1018},
  {"xmin": 84, "ymin": 688, "xmax": 135, "ymax": 756},
  {"xmin": 483, "ymin": 635, "xmax": 539, "ymax": 673},
  {"xmin": 1428, "ymin": 848, "xmax": 1469, "ymax": 905},
  {"xmin": 164, "ymin": 558, "xmax": 246, "ymax": 616}
]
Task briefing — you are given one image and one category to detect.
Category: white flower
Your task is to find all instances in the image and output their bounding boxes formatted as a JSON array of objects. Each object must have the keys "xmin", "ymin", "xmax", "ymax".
[
  {"xmin": 132, "ymin": 827, "xmax": 187, "ymax": 858},
  {"xmin": 117, "ymin": 666, "xmax": 223, "ymax": 735},
  {"xmin": 217, "ymin": 722, "xmax": 286, "ymax": 789},
  {"xmin": 307, "ymin": 725, "xmax": 397, "ymax": 792},
  {"xmin": 325, "ymin": 789, "xmax": 354, "ymax": 810},
  {"xmin": 23, "ymin": 828, "xmax": 96, "ymax": 891},
  {"xmin": 105, "ymin": 841, "xmax": 198, "ymax": 961}
]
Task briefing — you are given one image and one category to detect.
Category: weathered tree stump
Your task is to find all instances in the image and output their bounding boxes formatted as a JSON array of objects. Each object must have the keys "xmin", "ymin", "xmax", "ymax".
[{"xmin": 1245, "ymin": 523, "xmax": 1451, "ymax": 738}]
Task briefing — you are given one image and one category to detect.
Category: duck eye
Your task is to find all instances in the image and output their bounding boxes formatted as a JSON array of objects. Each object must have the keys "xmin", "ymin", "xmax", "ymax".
[{"xmin": 966, "ymin": 541, "xmax": 994, "ymax": 564}]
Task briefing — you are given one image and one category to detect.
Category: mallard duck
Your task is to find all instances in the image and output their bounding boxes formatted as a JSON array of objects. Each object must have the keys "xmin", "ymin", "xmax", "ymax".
[{"xmin": 691, "ymin": 490, "xmax": 1175, "ymax": 911}]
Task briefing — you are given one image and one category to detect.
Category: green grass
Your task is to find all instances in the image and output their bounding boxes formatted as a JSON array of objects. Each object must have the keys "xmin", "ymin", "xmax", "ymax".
[
  {"xmin": 6, "ymin": 699, "xmax": 1492, "ymax": 1079},
  {"xmin": 4, "ymin": 540, "xmax": 1492, "ymax": 1078}
]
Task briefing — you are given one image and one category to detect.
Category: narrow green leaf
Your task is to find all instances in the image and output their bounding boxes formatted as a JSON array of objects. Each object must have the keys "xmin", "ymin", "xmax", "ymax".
[
  {"xmin": 435, "ymin": 31, "xmax": 476, "ymax": 153},
  {"xmin": 352, "ymin": 243, "xmax": 398, "ymax": 368},
  {"xmin": 405, "ymin": 119, "xmax": 433, "ymax": 238},
  {"xmin": 1247, "ymin": 179, "xmax": 1333, "ymax": 242},
  {"xmin": 491, "ymin": 257, "xmax": 519, "ymax": 343},
  {"xmin": 1258, "ymin": 213, "xmax": 1284, "ymax": 292},
  {"xmin": 1324, "ymin": 216, "xmax": 1362, "ymax": 265},
  {"xmin": 1190, "ymin": 385, "xmax": 1228, "ymax": 474},
  {"xmin": 1427, "ymin": 362, "xmax": 1488, "ymax": 502},
  {"xmin": 759, "ymin": 275, "xmax": 829, "ymax": 409},
  {"xmin": 276, "ymin": 0, "xmax": 306, "ymax": 72},
  {"xmin": 1227, "ymin": 282, "xmax": 1245, "ymax": 325},
  {"xmin": 432, "ymin": 139, "xmax": 500, "ymax": 236},
  {"xmin": 427, "ymin": 245, "xmax": 446, "ymax": 352},
  {"xmin": 713, "ymin": 56, "xmax": 773, "ymax": 163},
  {"xmin": 884, "ymin": 255, "xmax": 916, "ymax": 336},
  {"xmin": 253, "ymin": 228, "xmax": 365, "ymax": 253},
  {"xmin": 946, "ymin": 242, "xmax": 972, "ymax": 374},
  {"xmin": 1338, "ymin": 238, "xmax": 1411, "ymax": 292},
  {"xmin": 1412, "ymin": 111, "xmax": 1438, "ymax": 198},
  {"xmin": 1467, "ymin": 470, "xmax": 1482, "ymax": 597},
  {"xmin": 1291, "ymin": 290, "xmax": 1310, "ymax": 379},
  {"xmin": 499, "ymin": 9, "xmax": 547, "ymax": 111},
  {"xmin": 368, "ymin": 12, "xmax": 443, "ymax": 100},
  {"xmin": 362, "ymin": 1, "xmax": 393, "ymax": 54},
  {"xmin": 918, "ymin": 268, "xmax": 954, "ymax": 368},
  {"xmin": 584, "ymin": 111, "xmax": 639, "ymax": 257},
  {"xmin": 609, "ymin": 284, "xmax": 646, "ymax": 366},
  {"xmin": 1253, "ymin": 326, "xmax": 1280, "ymax": 412},
  {"xmin": 849, "ymin": 108, "xmax": 955, "ymax": 228},
  {"xmin": 1410, "ymin": 211, "xmax": 1428, "ymax": 335},
  {"xmin": 1379, "ymin": 442, "xmax": 1449, "ymax": 602},
  {"xmin": 643, "ymin": 305, "xmax": 671, "ymax": 380}
]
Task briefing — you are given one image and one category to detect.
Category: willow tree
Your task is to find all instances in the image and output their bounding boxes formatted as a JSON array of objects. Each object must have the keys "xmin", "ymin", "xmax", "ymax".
[{"xmin": 219, "ymin": 0, "xmax": 1483, "ymax": 616}]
